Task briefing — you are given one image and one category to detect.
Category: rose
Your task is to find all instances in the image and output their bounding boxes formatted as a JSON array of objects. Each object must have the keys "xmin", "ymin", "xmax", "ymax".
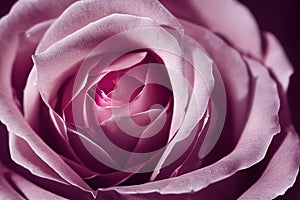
[
  {"xmin": 1, "ymin": 0, "xmax": 298, "ymax": 200},
  {"xmin": 0, "ymin": 0, "xmax": 299, "ymax": 200}
]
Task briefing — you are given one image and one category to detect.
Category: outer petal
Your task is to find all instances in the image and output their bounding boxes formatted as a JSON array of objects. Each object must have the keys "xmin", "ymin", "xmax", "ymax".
[
  {"xmin": 263, "ymin": 32, "xmax": 294, "ymax": 92},
  {"xmin": 0, "ymin": 0, "xmax": 76, "ymax": 92},
  {"xmin": 159, "ymin": 0, "xmax": 263, "ymax": 58},
  {"xmin": 0, "ymin": 168, "xmax": 24, "ymax": 200},
  {"xmin": 12, "ymin": 19, "xmax": 54, "ymax": 107},
  {"xmin": 0, "ymin": 162, "xmax": 67, "ymax": 200},
  {"xmin": 9, "ymin": 133, "xmax": 66, "ymax": 185},
  {"xmin": 33, "ymin": 14, "xmax": 171, "ymax": 105},
  {"xmin": 22, "ymin": 20, "xmax": 55, "ymax": 128},
  {"xmin": 0, "ymin": 0, "xmax": 94, "ymax": 196},
  {"xmin": 37, "ymin": 0, "xmax": 183, "ymax": 52},
  {"xmin": 239, "ymin": 127, "xmax": 300, "ymax": 199},
  {"xmin": 0, "ymin": 95, "xmax": 92, "ymax": 192}
]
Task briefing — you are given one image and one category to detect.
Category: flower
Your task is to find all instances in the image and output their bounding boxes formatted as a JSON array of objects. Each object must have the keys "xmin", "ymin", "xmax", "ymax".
[{"xmin": 0, "ymin": 0, "xmax": 299, "ymax": 199}]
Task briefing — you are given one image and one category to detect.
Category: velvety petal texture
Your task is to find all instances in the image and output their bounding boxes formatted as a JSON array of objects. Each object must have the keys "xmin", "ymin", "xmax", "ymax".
[
  {"xmin": 0, "ymin": 0, "xmax": 299, "ymax": 199},
  {"xmin": 0, "ymin": 162, "xmax": 67, "ymax": 200},
  {"xmin": 100, "ymin": 28, "xmax": 282, "ymax": 198},
  {"xmin": 263, "ymin": 32, "xmax": 294, "ymax": 93},
  {"xmin": 159, "ymin": 0, "xmax": 263, "ymax": 58}
]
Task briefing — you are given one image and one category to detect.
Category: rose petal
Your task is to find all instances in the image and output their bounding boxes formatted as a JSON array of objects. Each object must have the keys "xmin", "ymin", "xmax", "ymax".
[
  {"xmin": 61, "ymin": 156, "xmax": 98, "ymax": 180},
  {"xmin": 101, "ymin": 51, "xmax": 148, "ymax": 74},
  {"xmin": 66, "ymin": 126, "xmax": 155, "ymax": 187},
  {"xmin": 0, "ymin": 0, "xmax": 76, "ymax": 92},
  {"xmin": 25, "ymin": 19, "xmax": 55, "ymax": 43},
  {"xmin": 99, "ymin": 107, "xmax": 166, "ymax": 152},
  {"xmin": 0, "ymin": 168, "xmax": 92, "ymax": 199},
  {"xmin": 24, "ymin": 71, "xmax": 85, "ymax": 166},
  {"xmin": 180, "ymin": 18, "xmax": 251, "ymax": 140},
  {"xmin": 0, "ymin": 123, "xmax": 91, "ymax": 200},
  {"xmin": 69, "ymin": 100, "xmax": 164, "ymax": 177},
  {"xmin": 62, "ymin": 154, "xmax": 137, "ymax": 188},
  {"xmin": 34, "ymin": 15, "xmax": 191, "ymax": 162},
  {"xmin": 22, "ymin": 19, "xmax": 55, "ymax": 127},
  {"xmin": 0, "ymin": 96, "xmax": 93, "ymax": 194},
  {"xmin": 239, "ymin": 127, "xmax": 300, "ymax": 199},
  {"xmin": 150, "ymin": 22, "xmax": 220, "ymax": 181},
  {"xmin": 33, "ymin": 14, "xmax": 163, "ymax": 106},
  {"xmin": 115, "ymin": 127, "xmax": 299, "ymax": 199},
  {"xmin": 159, "ymin": 0, "xmax": 263, "ymax": 58},
  {"xmin": 0, "ymin": 162, "xmax": 67, "ymax": 200},
  {"xmin": 153, "ymin": 114, "xmax": 207, "ymax": 181},
  {"xmin": 0, "ymin": 0, "xmax": 93, "ymax": 195},
  {"xmin": 23, "ymin": 69, "xmax": 40, "ymax": 129},
  {"xmin": 50, "ymin": 52, "xmax": 148, "ymax": 138},
  {"xmin": 37, "ymin": 0, "xmax": 183, "ymax": 52},
  {"xmin": 98, "ymin": 52, "xmax": 280, "ymax": 197},
  {"xmin": 67, "ymin": 126, "xmax": 122, "ymax": 171},
  {"xmin": 0, "ymin": 166, "xmax": 24, "ymax": 200},
  {"xmin": 9, "ymin": 133, "xmax": 66, "ymax": 184},
  {"xmin": 13, "ymin": 19, "xmax": 54, "ymax": 107},
  {"xmin": 263, "ymin": 32, "xmax": 294, "ymax": 92},
  {"xmin": 172, "ymin": 67, "xmax": 227, "ymax": 176}
]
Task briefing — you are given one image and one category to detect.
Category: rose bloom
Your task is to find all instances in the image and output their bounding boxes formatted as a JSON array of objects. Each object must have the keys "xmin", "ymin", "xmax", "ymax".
[{"xmin": 0, "ymin": 0, "xmax": 299, "ymax": 199}]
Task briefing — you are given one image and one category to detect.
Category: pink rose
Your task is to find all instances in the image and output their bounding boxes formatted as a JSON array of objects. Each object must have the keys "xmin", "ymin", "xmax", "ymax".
[{"xmin": 0, "ymin": 0, "xmax": 299, "ymax": 199}]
